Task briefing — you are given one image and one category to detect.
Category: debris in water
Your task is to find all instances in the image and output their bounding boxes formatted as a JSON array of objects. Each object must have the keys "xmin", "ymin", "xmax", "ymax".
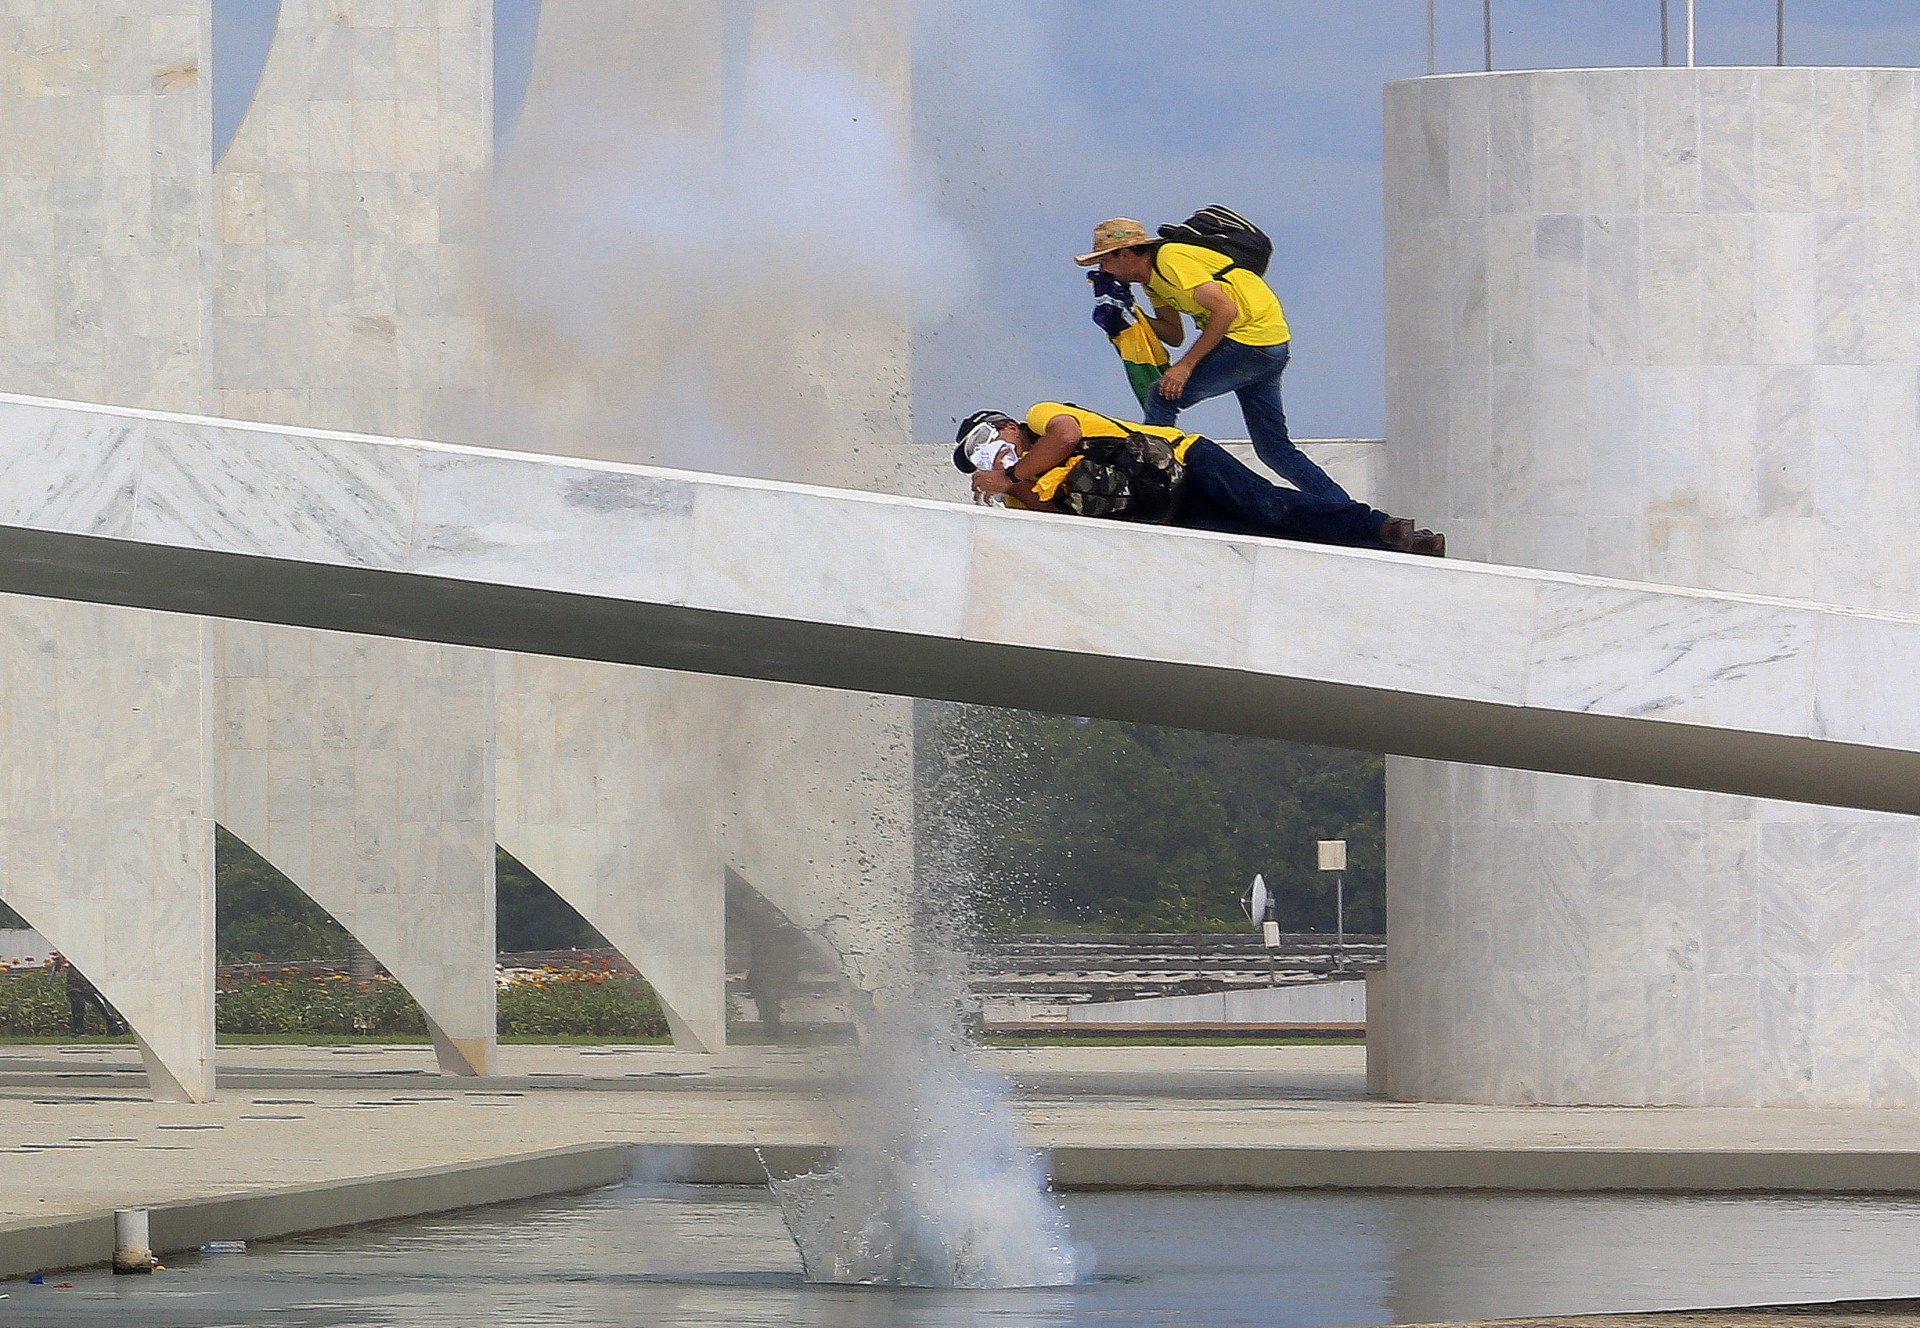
[{"xmin": 759, "ymin": 1001, "xmax": 1076, "ymax": 1289}]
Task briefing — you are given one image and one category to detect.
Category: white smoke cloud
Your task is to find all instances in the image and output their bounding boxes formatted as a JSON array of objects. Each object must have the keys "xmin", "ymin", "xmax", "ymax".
[{"xmin": 475, "ymin": 1, "xmax": 971, "ymax": 480}]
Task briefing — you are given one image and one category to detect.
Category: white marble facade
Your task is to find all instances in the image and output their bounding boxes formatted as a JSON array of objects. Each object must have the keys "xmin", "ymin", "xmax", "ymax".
[
  {"xmin": 0, "ymin": 2, "xmax": 212, "ymax": 411},
  {"xmin": 0, "ymin": 596, "xmax": 213, "ymax": 1101},
  {"xmin": 214, "ymin": 0, "xmax": 490, "ymax": 443},
  {"xmin": 0, "ymin": 0, "xmax": 924, "ymax": 1090},
  {"xmin": 215, "ymin": 624, "xmax": 495, "ymax": 1075},
  {"xmin": 1380, "ymin": 68, "xmax": 1920, "ymax": 1105}
]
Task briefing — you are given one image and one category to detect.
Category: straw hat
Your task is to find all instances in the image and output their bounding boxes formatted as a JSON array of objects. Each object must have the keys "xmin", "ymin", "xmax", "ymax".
[{"xmin": 1074, "ymin": 217, "xmax": 1152, "ymax": 266}]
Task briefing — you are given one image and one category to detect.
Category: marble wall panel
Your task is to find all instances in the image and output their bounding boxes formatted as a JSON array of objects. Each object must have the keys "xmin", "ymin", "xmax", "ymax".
[
  {"xmin": 1870, "ymin": 973, "xmax": 1920, "ymax": 1107},
  {"xmin": 1446, "ymin": 75, "xmax": 1490, "ymax": 219},
  {"xmin": 0, "ymin": 2, "xmax": 211, "ymax": 411},
  {"xmin": 1446, "ymin": 366, "xmax": 1492, "ymax": 519},
  {"xmin": 1697, "ymin": 70, "xmax": 1757, "ymax": 214},
  {"xmin": 492, "ymin": 655, "xmax": 727, "ymax": 1051},
  {"xmin": 214, "ymin": 0, "xmax": 488, "ymax": 446},
  {"xmin": 1383, "ymin": 68, "xmax": 1920, "ymax": 1106},
  {"xmin": 214, "ymin": 622, "xmax": 496, "ymax": 1075},
  {"xmin": 0, "ymin": 594, "xmax": 212, "ymax": 1102}
]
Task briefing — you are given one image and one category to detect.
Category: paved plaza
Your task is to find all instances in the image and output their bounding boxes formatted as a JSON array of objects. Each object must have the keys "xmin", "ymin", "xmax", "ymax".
[{"xmin": 8, "ymin": 1042, "xmax": 1920, "ymax": 1234}]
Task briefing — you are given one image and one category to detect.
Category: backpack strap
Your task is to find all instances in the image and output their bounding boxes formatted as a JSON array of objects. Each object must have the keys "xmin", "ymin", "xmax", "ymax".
[
  {"xmin": 1151, "ymin": 241, "xmax": 1238, "ymax": 289},
  {"xmin": 1062, "ymin": 402, "xmax": 1131, "ymax": 440},
  {"xmin": 1064, "ymin": 404, "xmax": 1194, "ymax": 458}
]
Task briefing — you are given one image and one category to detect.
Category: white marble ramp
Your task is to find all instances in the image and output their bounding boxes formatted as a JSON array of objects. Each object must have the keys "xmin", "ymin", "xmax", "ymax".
[{"xmin": 1, "ymin": 392, "xmax": 1917, "ymax": 816}]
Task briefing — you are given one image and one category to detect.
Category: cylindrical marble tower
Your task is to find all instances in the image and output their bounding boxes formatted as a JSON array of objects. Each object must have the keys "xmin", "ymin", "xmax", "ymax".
[{"xmin": 1380, "ymin": 68, "xmax": 1920, "ymax": 1107}]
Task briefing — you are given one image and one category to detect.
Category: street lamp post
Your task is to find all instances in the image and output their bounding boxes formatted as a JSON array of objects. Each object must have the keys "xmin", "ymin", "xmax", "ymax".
[{"xmin": 1317, "ymin": 840, "xmax": 1348, "ymax": 970}]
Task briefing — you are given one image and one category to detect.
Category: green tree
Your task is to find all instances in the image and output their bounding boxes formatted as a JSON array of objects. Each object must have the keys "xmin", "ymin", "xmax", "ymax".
[
  {"xmin": 216, "ymin": 827, "xmax": 351, "ymax": 963},
  {"xmin": 919, "ymin": 704, "xmax": 1384, "ymax": 933},
  {"xmin": 497, "ymin": 848, "xmax": 606, "ymax": 951}
]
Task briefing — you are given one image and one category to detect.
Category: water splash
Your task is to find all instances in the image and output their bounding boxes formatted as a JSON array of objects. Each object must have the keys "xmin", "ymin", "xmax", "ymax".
[{"xmin": 764, "ymin": 998, "xmax": 1076, "ymax": 1288}]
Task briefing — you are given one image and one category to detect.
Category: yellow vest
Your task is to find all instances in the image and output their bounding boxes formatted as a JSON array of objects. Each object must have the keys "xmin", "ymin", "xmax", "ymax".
[{"xmin": 1022, "ymin": 402, "xmax": 1201, "ymax": 503}]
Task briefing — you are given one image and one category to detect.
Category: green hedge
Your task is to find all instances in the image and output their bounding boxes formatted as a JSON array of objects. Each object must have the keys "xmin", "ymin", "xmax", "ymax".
[
  {"xmin": 0, "ymin": 970, "xmax": 668, "ymax": 1040},
  {"xmin": 217, "ymin": 973, "xmax": 430, "ymax": 1036},
  {"xmin": 497, "ymin": 970, "xmax": 668, "ymax": 1038},
  {"xmin": 0, "ymin": 974, "xmax": 71, "ymax": 1036}
]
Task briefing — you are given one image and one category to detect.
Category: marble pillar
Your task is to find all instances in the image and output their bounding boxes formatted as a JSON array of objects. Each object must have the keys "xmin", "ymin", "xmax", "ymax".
[
  {"xmin": 717, "ymin": 682, "xmax": 917, "ymax": 1002},
  {"xmin": 1380, "ymin": 68, "xmax": 1920, "ymax": 1106},
  {"xmin": 214, "ymin": 623, "xmax": 496, "ymax": 1075},
  {"xmin": 0, "ymin": 596, "xmax": 213, "ymax": 1102},
  {"xmin": 205, "ymin": 1, "xmax": 502, "ymax": 1074},
  {"xmin": 0, "ymin": 1, "xmax": 213, "ymax": 411},
  {"xmin": 0, "ymin": 3, "xmax": 216, "ymax": 1100},
  {"xmin": 214, "ymin": 0, "xmax": 490, "ymax": 443},
  {"xmin": 485, "ymin": 0, "xmax": 920, "ymax": 1040},
  {"xmin": 0, "ymin": 3, "xmax": 506, "ymax": 1089},
  {"xmin": 493, "ymin": 655, "xmax": 726, "ymax": 1051}
]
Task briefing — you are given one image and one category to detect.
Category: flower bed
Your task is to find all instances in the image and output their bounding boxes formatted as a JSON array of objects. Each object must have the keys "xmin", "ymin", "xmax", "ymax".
[
  {"xmin": 217, "ymin": 971, "xmax": 429, "ymax": 1036},
  {"xmin": 0, "ymin": 964, "xmax": 670, "ymax": 1040},
  {"xmin": 0, "ymin": 973, "xmax": 71, "ymax": 1036},
  {"xmin": 496, "ymin": 966, "xmax": 668, "ymax": 1038}
]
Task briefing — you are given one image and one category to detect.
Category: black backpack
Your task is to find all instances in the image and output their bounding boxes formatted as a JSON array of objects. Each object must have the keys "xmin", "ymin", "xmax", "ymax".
[
  {"xmin": 1057, "ymin": 406, "xmax": 1186, "ymax": 524},
  {"xmin": 1155, "ymin": 204, "xmax": 1273, "ymax": 279}
]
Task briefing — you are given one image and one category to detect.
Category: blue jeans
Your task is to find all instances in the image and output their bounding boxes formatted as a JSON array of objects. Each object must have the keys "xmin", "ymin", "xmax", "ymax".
[
  {"xmin": 1142, "ymin": 339, "xmax": 1351, "ymax": 503},
  {"xmin": 1177, "ymin": 440, "xmax": 1388, "ymax": 548}
]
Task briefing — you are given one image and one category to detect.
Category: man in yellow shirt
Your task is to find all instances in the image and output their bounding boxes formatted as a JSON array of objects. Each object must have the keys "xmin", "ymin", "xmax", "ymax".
[
  {"xmin": 1074, "ymin": 217, "xmax": 1347, "ymax": 503},
  {"xmin": 954, "ymin": 403, "xmax": 1443, "ymax": 556}
]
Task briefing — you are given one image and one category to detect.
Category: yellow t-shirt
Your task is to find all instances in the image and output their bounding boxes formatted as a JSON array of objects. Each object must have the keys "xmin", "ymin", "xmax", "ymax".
[
  {"xmin": 1144, "ymin": 242, "xmax": 1289, "ymax": 347},
  {"xmin": 1022, "ymin": 402, "xmax": 1201, "ymax": 503}
]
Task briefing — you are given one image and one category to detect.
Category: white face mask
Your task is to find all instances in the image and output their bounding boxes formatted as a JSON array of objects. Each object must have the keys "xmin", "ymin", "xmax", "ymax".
[{"xmin": 969, "ymin": 438, "xmax": 1017, "ymax": 473}]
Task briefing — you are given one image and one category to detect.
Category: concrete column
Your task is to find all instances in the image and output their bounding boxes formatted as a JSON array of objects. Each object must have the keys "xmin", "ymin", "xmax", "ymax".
[
  {"xmin": 1381, "ymin": 68, "xmax": 1920, "ymax": 1106},
  {"xmin": 0, "ymin": 5, "xmax": 217, "ymax": 1101},
  {"xmin": 718, "ymin": 681, "xmax": 918, "ymax": 1003},
  {"xmin": 0, "ymin": 596, "xmax": 213, "ymax": 1102},
  {"xmin": 214, "ymin": 0, "xmax": 490, "ymax": 442},
  {"xmin": 493, "ymin": 655, "xmax": 726, "ymax": 1051},
  {"xmin": 0, "ymin": 1, "xmax": 213, "ymax": 410},
  {"xmin": 484, "ymin": 0, "xmax": 922, "ymax": 1041},
  {"xmin": 202, "ymin": 1, "xmax": 502, "ymax": 1075},
  {"xmin": 215, "ymin": 624, "xmax": 496, "ymax": 1075}
]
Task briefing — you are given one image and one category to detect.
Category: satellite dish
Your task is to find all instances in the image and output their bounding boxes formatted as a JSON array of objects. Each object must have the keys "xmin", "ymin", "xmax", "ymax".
[{"xmin": 1240, "ymin": 874, "xmax": 1270, "ymax": 927}]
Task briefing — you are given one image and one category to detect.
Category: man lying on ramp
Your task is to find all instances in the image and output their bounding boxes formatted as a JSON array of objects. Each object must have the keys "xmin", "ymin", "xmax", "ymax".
[{"xmin": 953, "ymin": 401, "xmax": 1444, "ymax": 556}]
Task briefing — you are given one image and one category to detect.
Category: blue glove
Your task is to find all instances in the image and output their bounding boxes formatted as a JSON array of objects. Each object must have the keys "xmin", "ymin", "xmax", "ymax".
[{"xmin": 1088, "ymin": 270, "xmax": 1135, "ymax": 339}]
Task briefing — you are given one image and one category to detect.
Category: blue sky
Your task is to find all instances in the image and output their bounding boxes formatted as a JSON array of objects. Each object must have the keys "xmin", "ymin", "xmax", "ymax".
[{"xmin": 212, "ymin": 1, "xmax": 1920, "ymax": 441}]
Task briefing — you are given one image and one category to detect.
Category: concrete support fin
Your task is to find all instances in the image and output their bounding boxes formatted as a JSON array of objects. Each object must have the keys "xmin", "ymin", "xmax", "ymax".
[
  {"xmin": 0, "ymin": 596, "xmax": 214, "ymax": 1103},
  {"xmin": 214, "ymin": 623, "xmax": 497, "ymax": 1077},
  {"xmin": 495, "ymin": 657, "xmax": 728, "ymax": 1052},
  {"xmin": 718, "ymin": 681, "xmax": 917, "ymax": 1005}
]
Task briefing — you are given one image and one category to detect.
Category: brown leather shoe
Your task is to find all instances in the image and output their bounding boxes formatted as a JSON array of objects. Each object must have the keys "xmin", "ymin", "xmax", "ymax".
[
  {"xmin": 1379, "ymin": 516, "xmax": 1415, "ymax": 552},
  {"xmin": 1411, "ymin": 529, "xmax": 1446, "ymax": 558}
]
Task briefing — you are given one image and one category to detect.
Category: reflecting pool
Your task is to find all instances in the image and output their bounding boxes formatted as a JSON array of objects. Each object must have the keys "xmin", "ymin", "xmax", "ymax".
[{"xmin": 7, "ymin": 1183, "xmax": 1920, "ymax": 1327}]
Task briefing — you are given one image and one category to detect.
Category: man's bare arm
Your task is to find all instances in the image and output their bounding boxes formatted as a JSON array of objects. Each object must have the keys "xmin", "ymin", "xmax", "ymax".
[
  {"xmin": 1145, "ymin": 301, "xmax": 1185, "ymax": 347},
  {"xmin": 1015, "ymin": 414, "xmax": 1084, "ymax": 479},
  {"xmin": 1155, "ymin": 281, "xmax": 1239, "ymax": 400},
  {"xmin": 971, "ymin": 415, "xmax": 1082, "ymax": 509}
]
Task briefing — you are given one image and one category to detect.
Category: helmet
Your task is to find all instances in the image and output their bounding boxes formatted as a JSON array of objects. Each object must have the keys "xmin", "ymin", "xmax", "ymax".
[{"xmin": 952, "ymin": 410, "xmax": 1015, "ymax": 472}]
